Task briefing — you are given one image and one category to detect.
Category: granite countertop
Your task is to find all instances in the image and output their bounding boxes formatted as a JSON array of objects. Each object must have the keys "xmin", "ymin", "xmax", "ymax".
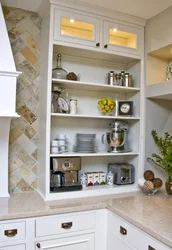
[{"xmin": 0, "ymin": 191, "xmax": 171, "ymax": 248}]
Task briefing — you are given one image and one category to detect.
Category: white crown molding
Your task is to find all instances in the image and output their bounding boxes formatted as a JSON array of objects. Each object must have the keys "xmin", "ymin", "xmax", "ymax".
[{"xmin": 49, "ymin": 0, "xmax": 146, "ymax": 26}]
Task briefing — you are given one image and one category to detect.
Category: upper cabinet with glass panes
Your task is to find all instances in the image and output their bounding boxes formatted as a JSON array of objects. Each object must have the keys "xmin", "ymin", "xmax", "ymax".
[
  {"xmin": 103, "ymin": 21, "xmax": 143, "ymax": 55},
  {"xmin": 53, "ymin": 8, "xmax": 144, "ymax": 56},
  {"xmin": 54, "ymin": 9, "xmax": 100, "ymax": 47}
]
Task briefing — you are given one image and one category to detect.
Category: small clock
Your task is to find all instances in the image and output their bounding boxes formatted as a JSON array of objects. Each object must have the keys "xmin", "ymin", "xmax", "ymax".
[{"xmin": 118, "ymin": 101, "xmax": 133, "ymax": 116}]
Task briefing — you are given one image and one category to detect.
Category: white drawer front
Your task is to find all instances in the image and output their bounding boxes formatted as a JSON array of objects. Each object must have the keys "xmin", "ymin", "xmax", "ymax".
[
  {"xmin": 108, "ymin": 212, "xmax": 171, "ymax": 250},
  {"xmin": 35, "ymin": 233, "xmax": 94, "ymax": 250},
  {"xmin": 0, "ymin": 244, "xmax": 25, "ymax": 250},
  {"xmin": 0, "ymin": 222, "xmax": 25, "ymax": 243},
  {"xmin": 36, "ymin": 212, "xmax": 95, "ymax": 237},
  {"xmin": 147, "ymin": 237, "xmax": 171, "ymax": 250},
  {"xmin": 108, "ymin": 212, "xmax": 146, "ymax": 250}
]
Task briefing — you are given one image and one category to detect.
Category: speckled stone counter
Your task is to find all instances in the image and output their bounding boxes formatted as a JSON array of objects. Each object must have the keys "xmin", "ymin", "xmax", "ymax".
[{"xmin": 0, "ymin": 191, "xmax": 171, "ymax": 248}]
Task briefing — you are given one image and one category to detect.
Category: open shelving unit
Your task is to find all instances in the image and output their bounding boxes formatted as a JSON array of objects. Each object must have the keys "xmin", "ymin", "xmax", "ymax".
[{"xmin": 38, "ymin": 3, "xmax": 145, "ymax": 201}]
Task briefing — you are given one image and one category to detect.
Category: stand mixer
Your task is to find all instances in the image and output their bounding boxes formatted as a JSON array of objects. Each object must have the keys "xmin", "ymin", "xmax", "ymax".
[{"xmin": 102, "ymin": 121, "xmax": 131, "ymax": 153}]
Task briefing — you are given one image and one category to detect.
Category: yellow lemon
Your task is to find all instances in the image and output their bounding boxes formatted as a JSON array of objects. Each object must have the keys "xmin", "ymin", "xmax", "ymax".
[
  {"xmin": 100, "ymin": 104, "xmax": 104, "ymax": 109},
  {"xmin": 102, "ymin": 109, "xmax": 106, "ymax": 113},
  {"xmin": 105, "ymin": 105, "xmax": 110, "ymax": 111}
]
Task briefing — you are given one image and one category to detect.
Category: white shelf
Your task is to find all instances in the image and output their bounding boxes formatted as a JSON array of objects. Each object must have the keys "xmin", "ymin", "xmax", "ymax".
[
  {"xmin": 148, "ymin": 44, "xmax": 172, "ymax": 61},
  {"xmin": 47, "ymin": 184, "xmax": 139, "ymax": 200},
  {"xmin": 0, "ymin": 113, "xmax": 20, "ymax": 118},
  {"xmin": 50, "ymin": 151, "xmax": 139, "ymax": 157},
  {"xmin": 52, "ymin": 79, "xmax": 140, "ymax": 94},
  {"xmin": 51, "ymin": 113, "xmax": 140, "ymax": 120},
  {"xmin": 146, "ymin": 81, "xmax": 172, "ymax": 100}
]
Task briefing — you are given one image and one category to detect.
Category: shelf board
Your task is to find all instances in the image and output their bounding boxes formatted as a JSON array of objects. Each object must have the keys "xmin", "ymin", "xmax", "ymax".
[
  {"xmin": 148, "ymin": 44, "xmax": 172, "ymax": 61},
  {"xmin": 50, "ymin": 151, "xmax": 139, "ymax": 157},
  {"xmin": 52, "ymin": 79, "xmax": 140, "ymax": 93},
  {"xmin": 146, "ymin": 81, "xmax": 172, "ymax": 100},
  {"xmin": 48, "ymin": 184, "xmax": 139, "ymax": 200},
  {"xmin": 51, "ymin": 113, "xmax": 140, "ymax": 120},
  {"xmin": 0, "ymin": 113, "xmax": 20, "ymax": 118}
]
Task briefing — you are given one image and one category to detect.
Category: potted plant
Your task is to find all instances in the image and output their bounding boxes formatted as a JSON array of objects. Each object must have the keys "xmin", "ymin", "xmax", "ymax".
[{"xmin": 148, "ymin": 130, "xmax": 172, "ymax": 195}]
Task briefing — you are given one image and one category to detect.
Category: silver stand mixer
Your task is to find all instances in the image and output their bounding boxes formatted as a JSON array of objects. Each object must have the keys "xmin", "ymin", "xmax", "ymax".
[{"xmin": 102, "ymin": 121, "xmax": 131, "ymax": 153}]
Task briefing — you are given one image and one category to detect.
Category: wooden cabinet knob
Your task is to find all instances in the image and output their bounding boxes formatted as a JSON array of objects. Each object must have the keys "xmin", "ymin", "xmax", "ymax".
[
  {"xmin": 4, "ymin": 229, "xmax": 17, "ymax": 237},
  {"xmin": 36, "ymin": 243, "xmax": 41, "ymax": 248},
  {"xmin": 104, "ymin": 44, "xmax": 108, "ymax": 48},
  {"xmin": 61, "ymin": 222, "xmax": 73, "ymax": 229},
  {"xmin": 120, "ymin": 226, "xmax": 127, "ymax": 235},
  {"xmin": 96, "ymin": 43, "xmax": 100, "ymax": 47}
]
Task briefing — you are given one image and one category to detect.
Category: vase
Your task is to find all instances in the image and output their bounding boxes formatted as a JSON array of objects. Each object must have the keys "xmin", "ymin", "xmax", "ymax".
[{"xmin": 165, "ymin": 179, "xmax": 172, "ymax": 195}]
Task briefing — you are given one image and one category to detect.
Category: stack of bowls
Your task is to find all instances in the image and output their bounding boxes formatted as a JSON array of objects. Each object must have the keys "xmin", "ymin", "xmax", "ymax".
[
  {"xmin": 50, "ymin": 134, "xmax": 67, "ymax": 154},
  {"xmin": 75, "ymin": 134, "xmax": 97, "ymax": 153}
]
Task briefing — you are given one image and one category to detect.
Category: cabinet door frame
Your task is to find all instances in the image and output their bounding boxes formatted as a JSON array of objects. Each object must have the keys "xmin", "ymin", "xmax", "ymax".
[
  {"xmin": 103, "ymin": 20, "xmax": 143, "ymax": 55},
  {"xmin": 53, "ymin": 8, "xmax": 101, "ymax": 48}
]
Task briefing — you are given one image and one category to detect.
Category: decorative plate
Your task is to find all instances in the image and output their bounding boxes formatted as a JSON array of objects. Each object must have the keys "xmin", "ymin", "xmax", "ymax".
[{"xmin": 166, "ymin": 61, "xmax": 172, "ymax": 81}]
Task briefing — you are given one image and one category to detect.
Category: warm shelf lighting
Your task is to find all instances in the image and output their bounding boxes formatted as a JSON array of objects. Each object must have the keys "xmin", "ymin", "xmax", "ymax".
[
  {"xmin": 113, "ymin": 28, "xmax": 118, "ymax": 33},
  {"xmin": 70, "ymin": 19, "xmax": 75, "ymax": 23}
]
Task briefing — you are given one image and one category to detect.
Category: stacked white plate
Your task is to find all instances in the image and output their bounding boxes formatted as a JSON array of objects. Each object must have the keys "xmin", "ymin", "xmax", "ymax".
[{"xmin": 75, "ymin": 134, "xmax": 97, "ymax": 153}]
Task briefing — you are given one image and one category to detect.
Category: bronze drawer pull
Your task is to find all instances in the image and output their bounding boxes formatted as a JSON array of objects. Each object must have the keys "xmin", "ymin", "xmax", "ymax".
[
  {"xmin": 36, "ymin": 243, "xmax": 41, "ymax": 248},
  {"xmin": 4, "ymin": 229, "xmax": 17, "ymax": 237},
  {"xmin": 148, "ymin": 246, "xmax": 156, "ymax": 250},
  {"xmin": 96, "ymin": 43, "xmax": 100, "ymax": 47},
  {"xmin": 61, "ymin": 222, "xmax": 73, "ymax": 229},
  {"xmin": 120, "ymin": 226, "xmax": 127, "ymax": 235},
  {"xmin": 104, "ymin": 44, "xmax": 108, "ymax": 49}
]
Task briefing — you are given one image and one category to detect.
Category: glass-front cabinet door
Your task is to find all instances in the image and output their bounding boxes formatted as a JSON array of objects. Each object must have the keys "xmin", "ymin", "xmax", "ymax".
[
  {"xmin": 103, "ymin": 20, "xmax": 143, "ymax": 55},
  {"xmin": 54, "ymin": 9, "xmax": 100, "ymax": 48}
]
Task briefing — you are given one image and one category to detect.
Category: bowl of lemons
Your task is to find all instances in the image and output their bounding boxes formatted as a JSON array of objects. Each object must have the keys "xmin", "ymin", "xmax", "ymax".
[{"xmin": 98, "ymin": 98, "xmax": 116, "ymax": 115}]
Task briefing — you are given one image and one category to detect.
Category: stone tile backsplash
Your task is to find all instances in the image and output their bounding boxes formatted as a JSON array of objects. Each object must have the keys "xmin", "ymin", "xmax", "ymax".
[{"xmin": 2, "ymin": 6, "xmax": 41, "ymax": 193}]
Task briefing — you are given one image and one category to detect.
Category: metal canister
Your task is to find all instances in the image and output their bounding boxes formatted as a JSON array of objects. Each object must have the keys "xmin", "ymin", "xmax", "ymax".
[
  {"xmin": 69, "ymin": 99, "xmax": 77, "ymax": 114},
  {"xmin": 124, "ymin": 73, "xmax": 132, "ymax": 87},
  {"xmin": 107, "ymin": 71, "xmax": 115, "ymax": 85},
  {"xmin": 121, "ymin": 71, "xmax": 125, "ymax": 86}
]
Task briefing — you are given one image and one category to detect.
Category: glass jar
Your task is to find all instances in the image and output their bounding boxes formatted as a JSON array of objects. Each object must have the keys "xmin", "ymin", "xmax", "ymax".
[{"xmin": 52, "ymin": 54, "xmax": 68, "ymax": 79}]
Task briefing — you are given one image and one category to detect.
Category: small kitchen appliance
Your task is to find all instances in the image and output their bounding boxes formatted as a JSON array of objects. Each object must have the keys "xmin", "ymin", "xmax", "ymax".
[
  {"xmin": 102, "ymin": 121, "xmax": 130, "ymax": 153},
  {"xmin": 50, "ymin": 157, "xmax": 82, "ymax": 192},
  {"xmin": 108, "ymin": 163, "xmax": 135, "ymax": 185}
]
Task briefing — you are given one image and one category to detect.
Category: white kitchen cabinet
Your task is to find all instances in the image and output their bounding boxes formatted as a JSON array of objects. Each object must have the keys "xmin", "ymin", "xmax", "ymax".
[
  {"xmin": 103, "ymin": 20, "xmax": 143, "ymax": 56},
  {"xmin": 35, "ymin": 233, "xmax": 94, "ymax": 250},
  {"xmin": 107, "ymin": 211, "xmax": 171, "ymax": 250},
  {"xmin": 54, "ymin": 8, "xmax": 101, "ymax": 48},
  {"xmin": 39, "ymin": 0, "xmax": 145, "ymax": 201},
  {"xmin": 0, "ymin": 245, "xmax": 25, "ymax": 250}
]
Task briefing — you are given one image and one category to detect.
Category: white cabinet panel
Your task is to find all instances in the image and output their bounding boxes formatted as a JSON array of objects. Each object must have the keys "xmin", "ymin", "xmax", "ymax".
[
  {"xmin": 54, "ymin": 9, "xmax": 100, "ymax": 48},
  {"xmin": 0, "ymin": 222, "xmax": 25, "ymax": 243},
  {"xmin": 35, "ymin": 233, "xmax": 94, "ymax": 250},
  {"xmin": 36, "ymin": 212, "xmax": 95, "ymax": 237},
  {"xmin": 0, "ymin": 244, "xmax": 25, "ymax": 250}
]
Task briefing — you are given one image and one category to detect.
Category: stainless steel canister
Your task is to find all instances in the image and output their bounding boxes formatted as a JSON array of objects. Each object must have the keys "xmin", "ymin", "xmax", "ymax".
[
  {"xmin": 124, "ymin": 73, "xmax": 132, "ymax": 87},
  {"xmin": 107, "ymin": 71, "xmax": 115, "ymax": 85}
]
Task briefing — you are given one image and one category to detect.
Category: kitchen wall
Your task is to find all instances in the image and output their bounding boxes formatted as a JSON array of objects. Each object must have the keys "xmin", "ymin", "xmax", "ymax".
[{"xmin": 2, "ymin": 6, "xmax": 41, "ymax": 193}]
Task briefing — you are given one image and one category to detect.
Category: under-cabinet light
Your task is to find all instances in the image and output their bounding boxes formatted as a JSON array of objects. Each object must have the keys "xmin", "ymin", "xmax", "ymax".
[
  {"xmin": 70, "ymin": 19, "xmax": 75, "ymax": 23},
  {"xmin": 113, "ymin": 28, "xmax": 118, "ymax": 33}
]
